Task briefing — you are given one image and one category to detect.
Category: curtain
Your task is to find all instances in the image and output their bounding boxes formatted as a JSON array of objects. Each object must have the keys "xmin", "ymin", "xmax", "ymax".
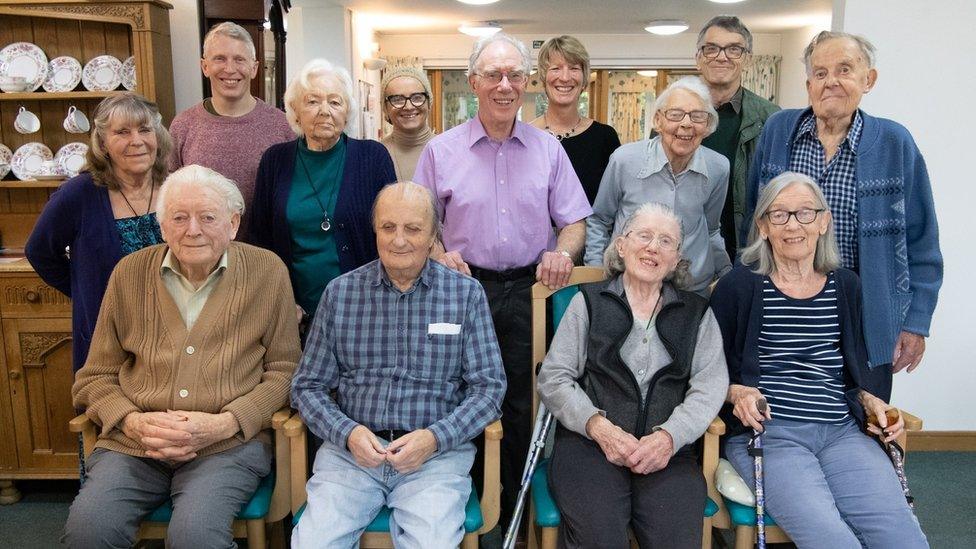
[
  {"xmin": 742, "ymin": 55, "xmax": 781, "ymax": 103},
  {"xmin": 443, "ymin": 92, "xmax": 470, "ymax": 131},
  {"xmin": 611, "ymin": 92, "xmax": 642, "ymax": 144}
]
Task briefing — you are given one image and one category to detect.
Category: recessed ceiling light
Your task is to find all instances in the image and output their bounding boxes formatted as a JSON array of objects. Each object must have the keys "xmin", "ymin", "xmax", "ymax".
[
  {"xmin": 644, "ymin": 20, "xmax": 689, "ymax": 35},
  {"xmin": 457, "ymin": 0, "xmax": 501, "ymax": 4},
  {"xmin": 636, "ymin": 70, "xmax": 658, "ymax": 77},
  {"xmin": 459, "ymin": 21, "xmax": 502, "ymax": 37},
  {"xmin": 709, "ymin": 0, "xmax": 747, "ymax": 3}
]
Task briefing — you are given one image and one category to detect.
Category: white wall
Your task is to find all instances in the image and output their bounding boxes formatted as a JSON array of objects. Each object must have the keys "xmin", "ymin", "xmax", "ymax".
[
  {"xmin": 840, "ymin": 0, "xmax": 976, "ymax": 430},
  {"xmin": 168, "ymin": 0, "xmax": 202, "ymax": 113},
  {"xmin": 379, "ymin": 32, "xmax": 782, "ymax": 70},
  {"xmin": 286, "ymin": 3, "xmax": 352, "ymax": 79},
  {"xmin": 777, "ymin": 25, "xmax": 822, "ymax": 109}
]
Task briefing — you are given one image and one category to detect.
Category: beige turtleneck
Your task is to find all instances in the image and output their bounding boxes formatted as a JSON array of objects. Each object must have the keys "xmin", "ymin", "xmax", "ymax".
[{"xmin": 381, "ymin": 126, "xmax": 434, "ymax": 182}]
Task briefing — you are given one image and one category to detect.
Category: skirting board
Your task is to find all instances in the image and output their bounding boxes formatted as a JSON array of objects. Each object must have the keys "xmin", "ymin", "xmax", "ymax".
[{"xmin": 908, "ymin": 431, "xmax": 976, "ymax": 451}]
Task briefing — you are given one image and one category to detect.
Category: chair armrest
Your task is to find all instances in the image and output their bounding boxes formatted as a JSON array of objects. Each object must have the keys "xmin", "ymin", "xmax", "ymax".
[
  {"xmin": 706, "ymin": 416, "xmax": 726, "ymax": 436},
  {"xmin": 900, "ymin": 409, "xmax": 923, "ymax": 431},
  {"xmin": 702, "ymin": 416, "xmax": 730, "ymax": 529},
  {"xmin": 478, "ymin": 420, "xmax": 503, "ymax": 534},
  {"xmin": 268, "ymin": 408, "xmax": 296, "ymax": 522},
  {"xmin": 69, "ymin": 413, "xmax": 98, "ymax": 459},
  {"xmin": 283, "ymin": 413, "xmax": 305, "ymax": 438},
  {"xmin": 284, "ymin": 414, "xmax": 308, "ymax": 514},
  {"xmin": 271, "ymin": 407, "xmax": 293, "ymax": 430},
  {"xmin": 69, "ymin": 414, "xmax": 92, "ymax": 433}
]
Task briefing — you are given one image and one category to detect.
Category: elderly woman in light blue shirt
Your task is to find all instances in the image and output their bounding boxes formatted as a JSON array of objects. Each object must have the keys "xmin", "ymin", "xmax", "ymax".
[{"xmin": 585, "ymin": 76, "xmax": 731, "ymax": 295}]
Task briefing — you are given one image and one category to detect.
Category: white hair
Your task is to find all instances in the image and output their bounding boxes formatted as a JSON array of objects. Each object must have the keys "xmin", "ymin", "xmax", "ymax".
[
  {"xmin": 602, "ymin": 202, "xmax": 692, "ymax": 289},
  {"xmin": 466, "ymin": 33, "xmax": 533, "ymax": 77},
  {"xmin": 803, "ymin": 30, "xmax": 877, "ymax": 75},
  {"xmin": 651, "ymin": 76, "xmax": 719, "ymax": 135},
  {"xmin": 283, "ymin": 58, "xmax": 359, "ymax": 136},
  {"xmin": 157, "ymin": 164, "xmax": 245, "ymax": 218}
]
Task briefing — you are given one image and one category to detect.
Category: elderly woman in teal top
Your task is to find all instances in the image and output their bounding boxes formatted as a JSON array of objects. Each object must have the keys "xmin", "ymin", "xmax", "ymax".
[{"xmin": 249, "ymin": 59, "xmax": 396, "ymax": 322}]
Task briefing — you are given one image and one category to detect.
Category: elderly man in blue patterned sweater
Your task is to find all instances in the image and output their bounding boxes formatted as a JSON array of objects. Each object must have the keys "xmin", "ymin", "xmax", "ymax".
[{"xmin": 291, "ymin": 182, "xmax": 506, "ymax": 548}]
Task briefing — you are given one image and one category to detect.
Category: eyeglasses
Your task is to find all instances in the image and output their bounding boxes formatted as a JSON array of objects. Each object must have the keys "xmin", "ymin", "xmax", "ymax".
[
  {"xmin": 661, "ymin": 109, "xmax": 711, "ymax": 124},
  {"xmin": 475, "ymin": 70, "xmax": 528, "ymax": 86},
  {"xmin": 764, "ymin": 208, "xmax": 825, "ymax": 225},
  {"xmin": 385, "ymin": 92, "xmax": 429, "ymax": 109},
  {"xmin": 626, "ymin": 230, "xmax": 679, "ymax": 251},
  {"xmin": 699, "ymin": 44, "xmax": 748, "ymax": 59}
]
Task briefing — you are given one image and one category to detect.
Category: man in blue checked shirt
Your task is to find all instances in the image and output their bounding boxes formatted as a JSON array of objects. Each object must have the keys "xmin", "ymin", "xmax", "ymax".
[{"xmin": 291, "ymin": 182, "xmax": 506, "ymax": 548}]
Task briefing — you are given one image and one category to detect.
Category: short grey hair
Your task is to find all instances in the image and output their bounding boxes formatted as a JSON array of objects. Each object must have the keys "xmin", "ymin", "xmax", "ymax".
[
  {"xmin": 157, "ymin": 164, "xmax": 245, "ymax": 218},
  {"xmin": 803, "ymin": 31, "xmax": 877, "ymax": 75},
  {"xmin": 371, "ymin": 181, "xmax": 442, "ymax": 243},
  {"xmin": 466, "ymin": 33, "xmax": 533, "ymax": 77},
  {"xmin": 284, "ymin": 58, "xmax": 358, "ymax": 137},
  {"xmin": 202, "ymin": 22, "xmax": 256, "ymax": 60},
  {"xmin": 740, "ymin": 172, "xmax": 841, "ymax": 276},
  {"xmin": 652, "ymin": 76, "xmax": 719, "ymax": 135},
  {"xmin": 603, "ymin": 202, "xmax": 692, "ymax": 289},
  {"xmin": 697, "ymin": 15, "xmax": 753, "ymax": 52}
]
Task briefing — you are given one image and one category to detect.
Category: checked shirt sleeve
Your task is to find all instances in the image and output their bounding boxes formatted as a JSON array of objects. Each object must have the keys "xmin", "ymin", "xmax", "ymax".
[
  {"xmin": 290, "ymin": 288, "xmax": 359, "ymax": 447},
  {"xmin": 427, "ymin": 285, "xmax": 506, "ymax": 451}
]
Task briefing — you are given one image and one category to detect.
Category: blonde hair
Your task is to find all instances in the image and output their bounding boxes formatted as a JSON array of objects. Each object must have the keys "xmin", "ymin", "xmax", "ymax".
[
  {"xmin": 203, "ymin": 22, "xmax": 256, "ymax": 60},
  {"xmin": 537, "ymin": 35, "xmax": 591, "ymax": 81},
  {"xmin": 86, "ymin": 92, "xmax": 172, "ymax": 191}
]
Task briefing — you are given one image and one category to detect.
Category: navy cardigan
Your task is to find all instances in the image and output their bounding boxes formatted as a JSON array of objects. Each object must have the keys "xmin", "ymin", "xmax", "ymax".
[
  {"xmin": 710, "ymin": 263, "xmax": 892, "ymax": 437},
  {"xmin": 25, "ymin": 173, "xmax": 127, "ymax": 372},
  {"xmin": 247, "ymin": 136, "xmax": 396, "ymax": 282}
]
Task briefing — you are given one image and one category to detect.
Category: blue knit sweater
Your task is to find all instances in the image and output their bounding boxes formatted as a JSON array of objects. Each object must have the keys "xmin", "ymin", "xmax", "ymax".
[
  {"xmin": 246, "ymin": 136, "xmax": 396, "ymax": 289},
  {"xmin": 742, "ymin": 108, "xmax": 943, "ymax": 366}
]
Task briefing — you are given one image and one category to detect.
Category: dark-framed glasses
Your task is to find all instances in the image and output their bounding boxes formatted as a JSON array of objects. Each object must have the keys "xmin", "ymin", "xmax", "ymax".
[
  {"xmin": 765, "ymin": 208, "xmax": 825, "ymax": 225},
  {"xmin": 385, "ymin": 92, "xmax": 429, "ymax": 109},
  {"xmin": 476, "ymin": 70, "xmax": 528, "ymax": 86},
  {"xmin": 626, "ymin": 230, "xmax": 679, "ymax": 251},
  {"xmin": 700, "ymin": 44, "xmax": 748, "ymax": 59},
  {"xmin": 662, "ymin": 109, "xmax": 710, "ymax": 124}
]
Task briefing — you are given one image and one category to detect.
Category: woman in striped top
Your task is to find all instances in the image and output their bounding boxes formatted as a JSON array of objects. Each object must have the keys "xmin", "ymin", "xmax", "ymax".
[{"xmin": 711, "ymin": 172, "xmax": 927, "ymax": 548}]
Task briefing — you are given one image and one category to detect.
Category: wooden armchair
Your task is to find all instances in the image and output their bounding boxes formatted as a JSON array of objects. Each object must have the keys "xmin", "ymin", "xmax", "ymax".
[
  {"xmin": 69, "ymin": 407, "xmax": 294, "ymax": 549},
  {"xmin": 283, "ymin": 413, "xmax": 503, "ymax": 548}
]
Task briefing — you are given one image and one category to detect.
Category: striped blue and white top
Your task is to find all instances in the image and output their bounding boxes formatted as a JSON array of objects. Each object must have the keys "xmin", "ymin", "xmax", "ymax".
[{"xmin": 759, "ymin": 273, "xmax": 850, "ymax": 424}]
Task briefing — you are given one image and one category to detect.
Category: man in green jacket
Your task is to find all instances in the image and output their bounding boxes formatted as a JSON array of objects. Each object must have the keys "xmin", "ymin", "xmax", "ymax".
[{"xmin": 696, "ymin": 15, "xmax": 780, "ymax": 260}]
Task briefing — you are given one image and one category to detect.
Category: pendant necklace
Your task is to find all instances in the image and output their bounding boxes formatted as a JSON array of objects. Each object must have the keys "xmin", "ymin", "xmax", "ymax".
[
  {"xmin": 544, "ymin": 113, "xmax": 582, "ymax": 141},
  {"xmin": 297, "ymin": 142, "xmax": 342, "ymax": 232},
  {"xmin": 119, "ymin": 180, "xmax": 155, "ymax": 217}
]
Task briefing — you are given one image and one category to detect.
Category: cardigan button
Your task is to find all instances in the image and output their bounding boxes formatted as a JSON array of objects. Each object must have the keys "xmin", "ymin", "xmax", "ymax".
[
  {"xmin": 341, "ymin": 245, "xmax": 349, "ymax": 252},
  {"xmin": 338, "ymin": 223, "xmax": 345, "ymax": 229},
  {"xmin": 186, "ymin": 346, "xmax": 195, "ymax": 355},
  {"xmin": 179, "ymin": 389, "xmax": 189, "ymax": 398}
]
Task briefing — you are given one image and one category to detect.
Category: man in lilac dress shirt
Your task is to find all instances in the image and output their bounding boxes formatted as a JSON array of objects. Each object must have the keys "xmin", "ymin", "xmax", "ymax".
[{"xmin": 414, "ymin": 33, "xmax": 592, "ymax": 530}]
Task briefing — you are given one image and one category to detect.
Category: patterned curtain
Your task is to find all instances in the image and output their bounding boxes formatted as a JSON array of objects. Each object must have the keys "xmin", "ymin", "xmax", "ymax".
[
  {"xmin": 742, "ymin": 55, "xmax": 781, "ymax": 104},
  {"xmin": 611, "ymin": 92, "xmax": 643, "ymax": 144},
  {"xmin": 443, "ymin": 92, "xmax": 470, "ymax": 131}
]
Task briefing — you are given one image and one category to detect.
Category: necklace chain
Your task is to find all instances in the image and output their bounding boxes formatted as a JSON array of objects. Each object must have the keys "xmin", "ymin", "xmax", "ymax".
[
  {"xmin": 119, "ymin": 182, "xmax": 154, "ymax": 217},
  {"xmin": 544, "ymin": 113, "xmax": 583, "ymax": 141}
]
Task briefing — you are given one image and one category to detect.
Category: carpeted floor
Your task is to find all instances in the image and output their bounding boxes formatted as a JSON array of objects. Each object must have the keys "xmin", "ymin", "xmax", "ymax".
[{"xmin": 1, "ymin": 451, "xmax": 973, "ymax": 548}]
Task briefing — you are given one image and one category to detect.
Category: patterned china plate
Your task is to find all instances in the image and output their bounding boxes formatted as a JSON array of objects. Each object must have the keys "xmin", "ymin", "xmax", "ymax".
[
  {"xmin": 0, "ymin": 42, "xmax": 48, "ymax": 91},
  {"xmin": 55, "ymin": 142, "xmax": 89, "ymax": 178},
  {"xmin": 43, "ymin": 56, "xmax": 83, "ymax": 92},
  {"xmin": 121, "ymin": 56, "xmax": 137, "ymax": 91},
  {"xmin": 10, "ymin": 142, "xmax": 53, "ymax": 181},
  {"xmin": 0, "ymin": 144, "xmax": 12, "ymax": 179},
  {"xmin": 82, "ymin": 55, "xmax": 122, "ymax": 91}
]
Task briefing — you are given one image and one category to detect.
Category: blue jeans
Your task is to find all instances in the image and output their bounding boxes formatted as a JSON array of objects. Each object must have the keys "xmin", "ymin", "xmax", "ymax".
[
  {"xmin": 293, "ymin": 438, "xmax": 475, "ymax": 549},
  {"xmin": 726, "ymin": 418, "xmax": 928, "ymax": 549}
]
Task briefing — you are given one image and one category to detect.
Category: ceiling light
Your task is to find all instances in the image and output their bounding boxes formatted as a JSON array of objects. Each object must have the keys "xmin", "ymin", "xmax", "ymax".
[
  {"xmin": 644, "ymin": 20, "xmax": 689, "ymax": 36},
  {"xmin": 457, "ymin": 0, "xmax": 501, "ymax": 4},
  {"xmin": 709, "ymin": 0, "xmax": 747, "ymax": 3},
  {"xmin": 637, "ymin": 70, "xmax": 658, "ymax": 77},
  {"xmin": 459, "ymin": 21, "xmax": 502, "ymax": 37}
]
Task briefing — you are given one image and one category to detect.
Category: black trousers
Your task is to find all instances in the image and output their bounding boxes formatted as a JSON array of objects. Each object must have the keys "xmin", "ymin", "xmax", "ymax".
[
  {"xmin": 471, "ymin": 273, "xmax": 536, "ymax": 532},
  {"xmin": 548, "ymin": 427, "xmax": 705, "ymax": 549}
]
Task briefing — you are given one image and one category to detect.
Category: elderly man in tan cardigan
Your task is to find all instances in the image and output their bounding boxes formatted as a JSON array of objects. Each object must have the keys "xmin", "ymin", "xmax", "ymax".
[{"xmin": 64, "ymin": 164, "xmax": 301, "ymax": 549}]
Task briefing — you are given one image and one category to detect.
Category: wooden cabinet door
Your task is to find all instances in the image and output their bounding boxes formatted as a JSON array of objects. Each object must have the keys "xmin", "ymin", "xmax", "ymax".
[{"xmin": 3, "ymin": 317, "xmax": 77, "ymax": 474}]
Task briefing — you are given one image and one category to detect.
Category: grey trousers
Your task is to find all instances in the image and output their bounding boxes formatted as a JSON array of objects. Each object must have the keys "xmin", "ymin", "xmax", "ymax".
[{"xmin": 63, "ymin": 439, "xmax": 271, "ymax": 549}]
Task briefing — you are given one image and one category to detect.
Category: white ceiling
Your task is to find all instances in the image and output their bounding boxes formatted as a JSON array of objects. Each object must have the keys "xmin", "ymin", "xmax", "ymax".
[{"xmin": 333, "ymin": 0, "xmax": 833, "ymax": 35}]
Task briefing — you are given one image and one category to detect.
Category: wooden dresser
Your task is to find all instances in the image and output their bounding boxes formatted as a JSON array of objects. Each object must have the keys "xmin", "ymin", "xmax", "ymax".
[{"xmin": 0, "ymin": 0, "xmax": 174, "ymax": 504}]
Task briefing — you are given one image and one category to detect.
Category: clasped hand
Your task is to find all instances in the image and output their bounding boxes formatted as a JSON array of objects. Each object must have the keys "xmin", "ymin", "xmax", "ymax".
[
  {"xmin": 585, "ymin": 415, "xmax": 673, "ymax": 475},
  {"xmin": 346, "ymin": 425, "xmax": 437, "ymax": 474},
  {"xmin": 122, "ymin": 410, "xmax": 239, "ymax": 463}
]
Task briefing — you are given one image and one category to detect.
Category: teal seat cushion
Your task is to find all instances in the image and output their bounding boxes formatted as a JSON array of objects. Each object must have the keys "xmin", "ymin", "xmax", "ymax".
[
  {"xmin": 723, "ymin": 496, "xmax": 777, "ymax": 526},
  {"xmin": 146, "ymin": 471, "xmax": 274, "ymax": 523},
  {"xmin": 531, "ymin": 459, "xmax": 561, "ymax": 528},
  {"xmin": 293, "ymin": 479, "xmax": 484, "ymax": 533},
  {"xmin": 705, "ymin": 497, "xmax": 719, "ymax": 518}
]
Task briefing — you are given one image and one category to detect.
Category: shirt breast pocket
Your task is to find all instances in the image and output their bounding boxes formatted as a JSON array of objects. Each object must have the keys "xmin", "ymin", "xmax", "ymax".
[
  {"xmin": 516, "ymin": 171, "xmax": 551, "ymax": 237},
  {"xmin": 408, "ymin": 333, "xmax": 463, "ymax": 381}
]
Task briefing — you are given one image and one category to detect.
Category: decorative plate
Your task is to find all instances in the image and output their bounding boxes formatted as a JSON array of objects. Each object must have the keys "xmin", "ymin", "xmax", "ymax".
[
  {"xmin": 0, "ymin": 144, "xmax": 12, "ymax": 179},
  {"xmin": 10, "ymin": 142, "xmax": 53, "ymax": 181},
  {"xmin": 55, "ymin": 142, "xmax": 89, "ymax": 177},
  {"xmin": 121, "ymin": 56, "xmax": 137, "ymax": 90},
  {"xmin": 43, "ymin": 56, "xmax": 82, "ymax": 92},
  {"xmin": 0, "ymin": 42, "xmax": 48, "ymax": 92},
  {"xmin": 82, "ymin": 55, "xmax": 122, "ymax": 91}
]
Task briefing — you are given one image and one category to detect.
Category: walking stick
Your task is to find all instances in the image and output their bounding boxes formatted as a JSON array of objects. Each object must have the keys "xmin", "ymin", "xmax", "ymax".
[
  {"xmin": 747, "ymin": 398, "xmax": 769, "ymax": 549},
  {"xmin": 868, "ymin": 408, "xmax": 915, "ymax": 511},
  {"xmin": 502, "ymin": 402, "xmax": 555, "ymax": 549}
]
